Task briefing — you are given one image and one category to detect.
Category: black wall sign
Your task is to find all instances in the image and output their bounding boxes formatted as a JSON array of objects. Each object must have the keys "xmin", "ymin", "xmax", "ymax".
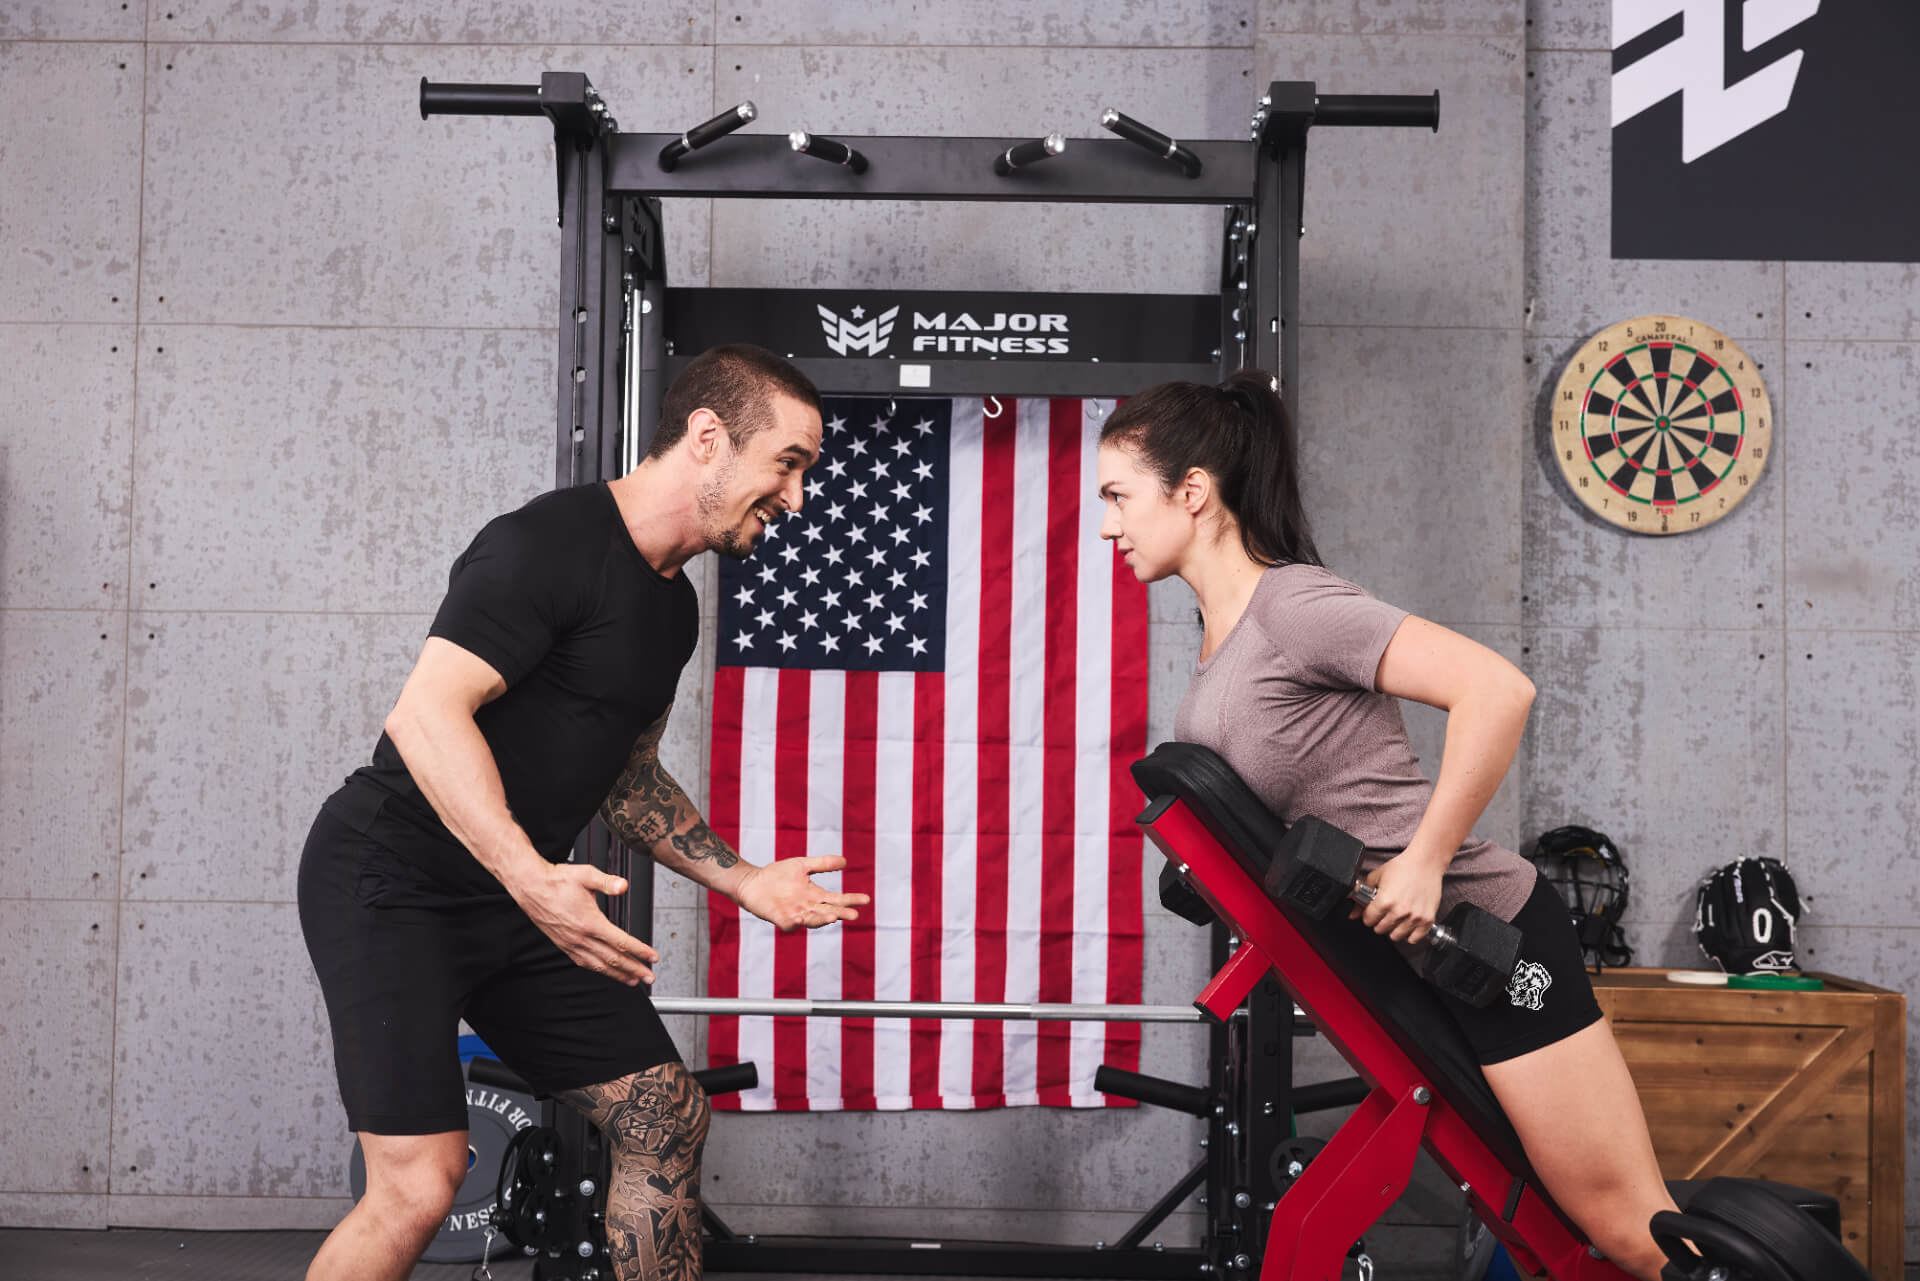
[
  {"xmin": 664, "ymin": 289, "xmax": 1219, "ymax": 364},
  {"xmin": 1612, "ymin": 1, "xmax": 1920, "ymax": 262}
]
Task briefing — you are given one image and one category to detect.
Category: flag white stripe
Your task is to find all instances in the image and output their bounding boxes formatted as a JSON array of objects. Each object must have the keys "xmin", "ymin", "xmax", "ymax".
[
  {"xmin": 870, "ymin": 669, "xmax": 918, "ymax": 1106},
  {"xmin": 735, "ymin": 666, "xmax": 781, "ymax": 1109},
  {"xmin": 1001, "ymin": 397, "xmax": 1052, "ymax": 1102},
  {"xmin": 1070, "ymin": 400, "xmax": 1117, "ymax": 1102},
  {"xmin": 939, "ymin": 397, "xmax": 984, "ymax": 1103},
  {"xmin": 806, "ymin": 670, "xmax": 846, "ymax": 1107}
]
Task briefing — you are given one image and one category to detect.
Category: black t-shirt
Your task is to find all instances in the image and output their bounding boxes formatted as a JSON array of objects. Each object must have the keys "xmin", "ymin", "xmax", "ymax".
[{"xmin": 323, "ymin": 483, "xmax": 699, "ymax": 888}]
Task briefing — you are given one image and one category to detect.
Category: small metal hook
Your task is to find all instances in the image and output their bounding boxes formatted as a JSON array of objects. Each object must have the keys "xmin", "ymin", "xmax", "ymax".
[
  {"xmin": 984, "ymin": 395, "xmax": 1004, "ymax": 419},
  {"xmin": 886, "ymin": 396, "xmax": 898, "ymax": 418}
]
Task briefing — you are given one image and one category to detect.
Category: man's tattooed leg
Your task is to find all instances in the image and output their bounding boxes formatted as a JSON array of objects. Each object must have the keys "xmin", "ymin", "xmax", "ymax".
[{"xmin": 556, "ymin": 1061, "xmax": 711, "ymax": 1281}]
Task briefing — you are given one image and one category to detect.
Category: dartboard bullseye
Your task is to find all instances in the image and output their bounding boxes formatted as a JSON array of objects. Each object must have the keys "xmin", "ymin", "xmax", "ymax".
[{"xmin": 1549, "ymin": 315, "xmax": 1771, "ymax": 535}]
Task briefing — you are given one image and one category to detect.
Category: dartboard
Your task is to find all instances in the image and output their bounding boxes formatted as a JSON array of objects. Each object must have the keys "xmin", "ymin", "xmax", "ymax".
[{"xmin": 1549, "ymin": 315, "xmax": 1771, "ymax": 535}]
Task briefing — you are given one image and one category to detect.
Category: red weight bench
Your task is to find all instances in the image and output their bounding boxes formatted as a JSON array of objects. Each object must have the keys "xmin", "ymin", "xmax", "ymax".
[{"xmin": 1130, "ymin": 743, "xmax": 1848, "ymax": 1281}]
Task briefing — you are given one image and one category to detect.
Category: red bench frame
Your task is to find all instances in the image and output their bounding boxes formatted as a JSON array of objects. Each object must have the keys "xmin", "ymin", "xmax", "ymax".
[{"xmin": 1138, "ymin": 795, "xmax": 1637, "ymax": 1281}]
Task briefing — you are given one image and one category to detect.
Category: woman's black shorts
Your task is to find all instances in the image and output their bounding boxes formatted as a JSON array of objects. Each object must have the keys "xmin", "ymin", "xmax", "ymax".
[
  {"xmin": 298, "ymin": 806, "xmax": 680, "ymax": 1135},
  {"xmin": 1430, "ymin": 872, "xmax": 1605, "ymax": 1065}
]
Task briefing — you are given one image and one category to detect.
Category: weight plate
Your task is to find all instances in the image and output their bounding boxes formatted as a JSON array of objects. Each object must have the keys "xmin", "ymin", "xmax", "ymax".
[{"xmin": 347, "ymin": 1064, "xmax": 541, "ymax": 1263}]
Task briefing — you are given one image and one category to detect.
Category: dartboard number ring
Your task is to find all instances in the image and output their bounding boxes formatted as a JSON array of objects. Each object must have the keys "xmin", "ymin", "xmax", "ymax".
[{"xmin": 1550, "ymin": 314, "xmax": 1771, "ymax": 535}]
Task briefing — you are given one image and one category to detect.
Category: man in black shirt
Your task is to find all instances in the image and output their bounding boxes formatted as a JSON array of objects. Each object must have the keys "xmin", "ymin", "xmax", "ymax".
[{"xmin": 299, "ymin": 344, "xmax": 865, "ymax": 1281}]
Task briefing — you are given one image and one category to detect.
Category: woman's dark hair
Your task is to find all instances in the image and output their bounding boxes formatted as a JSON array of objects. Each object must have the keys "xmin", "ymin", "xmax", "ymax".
[
  {"xmin": 1099, "ymin": 368, "xmax": 1321, "ymax": 567},
  {"xmin": 648, "ymin": 343, "xmax": 822, "ymax": 459}
]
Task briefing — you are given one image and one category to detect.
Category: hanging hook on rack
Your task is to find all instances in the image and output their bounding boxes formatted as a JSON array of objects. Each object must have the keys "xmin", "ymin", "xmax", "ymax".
[{"xmin": 984, "ymin": 395, "xmax": 1004, "ymax": 419}]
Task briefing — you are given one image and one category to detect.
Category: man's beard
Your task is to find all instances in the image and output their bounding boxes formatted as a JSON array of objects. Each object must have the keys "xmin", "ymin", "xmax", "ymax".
[{"xmin": 696, "ymin": 458, "xmax": 753, "ymax": 561}]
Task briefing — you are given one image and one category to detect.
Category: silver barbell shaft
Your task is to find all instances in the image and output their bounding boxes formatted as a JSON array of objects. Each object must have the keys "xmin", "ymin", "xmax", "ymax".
[{"xmin": 651, "ymin": 996, "xmax": 1220, "ymax": 1023}]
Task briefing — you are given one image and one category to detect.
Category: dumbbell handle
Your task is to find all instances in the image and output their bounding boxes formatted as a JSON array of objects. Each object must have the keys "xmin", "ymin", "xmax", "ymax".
[{"xmin": 1348, "ymin": 880, "xmax": 1459, "ymax": 951}]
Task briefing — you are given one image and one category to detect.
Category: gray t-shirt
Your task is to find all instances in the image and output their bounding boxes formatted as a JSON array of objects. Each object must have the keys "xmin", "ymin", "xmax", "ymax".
[{"xmin": 1174, "ymin": 563, "xmax": 1536, "ymax": 925}]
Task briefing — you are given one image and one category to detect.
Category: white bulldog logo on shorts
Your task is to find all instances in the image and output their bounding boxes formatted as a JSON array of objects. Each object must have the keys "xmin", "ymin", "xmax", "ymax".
[{"xmin": 1506, "ymin": 959, "xmax": 1552, "ymax": 1012}]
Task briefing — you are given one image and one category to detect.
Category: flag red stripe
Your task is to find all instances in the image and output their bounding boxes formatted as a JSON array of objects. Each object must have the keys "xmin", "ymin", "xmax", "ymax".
[
  {"xmin": 772, "ymin": 668, "xmax": 812, "ymax": 1104},
  {"xmin": 1105, "ymin": 542, "xmax": 1150, "ymax": 1077},
  {"xmin": 840, "ymin": 669, "xmax": 879, "ymax": 1109},
  {"xmin": 970, "ymin": 398, "xmax": 1016, "ymax": 1107},
  {"xmin": 909, "ymin": 669, "xmax": 946, "ymax": 1106},
  {"xmin": 707, "ymin": 665, "xmax": 746, "ymax": 1106},
  {"xmin": 1035, "ymin": 398, "xmax": 1082, "ymax": 1104}
]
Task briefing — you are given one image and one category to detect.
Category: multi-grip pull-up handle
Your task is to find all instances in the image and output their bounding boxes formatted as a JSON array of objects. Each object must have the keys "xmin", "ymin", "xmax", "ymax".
[
  {"xmin": 1100, "ymin": 107, "xmax": 1205, "ymax": 178},
  {"xmin": 659, "ymin": 101, "xmax": 758, "ymax": 171},
  {"xmin": 418, "ymin": 79, "xmax": 544, "ymax": 119},
  {"xmin": 1313, "ymin": 91, "xmax": 1440, "ymax": 131}
]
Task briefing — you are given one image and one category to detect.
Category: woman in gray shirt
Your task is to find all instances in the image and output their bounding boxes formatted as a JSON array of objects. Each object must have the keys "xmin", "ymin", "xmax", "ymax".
[{"xmin": 1095, "ymin": 370, "xmax": 1677, "ymax": 1281}]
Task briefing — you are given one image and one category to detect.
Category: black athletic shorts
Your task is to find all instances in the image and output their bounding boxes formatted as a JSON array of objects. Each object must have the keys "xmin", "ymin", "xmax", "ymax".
[
  {"xmin": 1430, "ymin": 872, "xmax": 1604, "ymax": 1065},
  {"xmin": 298, "ymin": 807, "xmax": 680, "ymax": 1135}
]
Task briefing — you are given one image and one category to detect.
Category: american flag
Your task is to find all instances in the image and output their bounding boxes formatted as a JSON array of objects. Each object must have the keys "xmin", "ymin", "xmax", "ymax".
[{"xmin": 705, "ymin": 395, "xmax": 1150, "ymax": 1110}]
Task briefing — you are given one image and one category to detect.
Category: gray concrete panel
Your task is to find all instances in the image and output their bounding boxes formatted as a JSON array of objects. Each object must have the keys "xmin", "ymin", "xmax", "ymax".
[
  {"xmin": 131, "ymin": 324, "xmax": 550, "ymax": 614},
  {"xmin": 706, "ymin": 46, "xmax": 1253, "ymax": 295},
  {"xmin": 0, "ymin": 1192, "xmax": 109, "ymax": 1229},
  {"xmin": 149, "ymin": 1, "xmax": 711, "ymax": 43},
  {"xmin": 1782, "ymin": 341, "xmax": 1920, "ymax": 630},
  {"xmin": 1525, "ymin": 0, "xmax": 1608, "ymax": 49},
  {"xmin": 122, "ymin": 610, "xmax": 425, "ymax": 903},
  {"xmin": 0, "ymin": 43, "xmax": 143, "ymax": 323},
  {"xmin": 1522, "ymin": 334, "xmax": 1785, "ymax": 630},
  {"xmin": 1255, "ymin": 33, "xmax": 1525, "ymax": 330},
  {"xmin": 0, "ymin": 0, "xmax": 143, "ymax": 39},
  {"xmin": 0, "ymin": 610, "xmax": 125, "ymax": 900},
  {"xmin": 0, "ymin": 325, "xmax": 136, "ymax": 611},
  {"xmin": 0, "ymin": 900, "xmax": 116, "ymax": 1194},
  {"xmin": 1782, "ymin": 629, "xmax": 1920, "ymax": 929},
  {"xmin": 1525, "ymin": 51, "xmax": 1781, "ymax": 344},
  {"xmin": 1263, "ymin": 0, "xmax": 1522, "ymax": 34},
  {"xmin": 729, "ymin": 0, "xmax": 1255, "ymax": 47},
  {"xmin": 139, "ymin": 43, "xmax": 711, "ymax": 328},
  {"xmin": 1296, "ymin": 325, "xmax": 1525, "ymax": 627},
  {"xmin": 1786, "ymin": 262, "xmax": 1920, "ymax": 343},
  {"xmin": 111, "ymin": 901, "xmax": 339, "ymax": 1197},
  {"xmin": 1524, "ymin": 626, "xmax": 1786, "ymax": 923}
]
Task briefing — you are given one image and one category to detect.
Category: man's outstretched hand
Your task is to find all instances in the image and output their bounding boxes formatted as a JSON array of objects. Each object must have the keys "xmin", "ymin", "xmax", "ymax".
[{"xmin": 735, "ymin": 855, "xmax": 870, "ymax": 932}]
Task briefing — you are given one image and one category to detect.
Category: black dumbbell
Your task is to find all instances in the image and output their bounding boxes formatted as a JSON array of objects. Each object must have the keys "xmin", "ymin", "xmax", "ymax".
[{"xmin": 1264, "ymin": 816, "xmax": 1522, "ymax": 1008}]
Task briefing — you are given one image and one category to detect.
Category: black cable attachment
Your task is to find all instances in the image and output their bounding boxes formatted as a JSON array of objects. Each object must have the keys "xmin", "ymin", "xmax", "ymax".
[
  {"xmin": 658, "ymin": 101, "xmax": 758, "ymax": 172},
  {"xmin": 1099, "ymin": 108, "xmax": 1203, "ymax": 178},
  {"xmin": 788, "ymin": 131, "xmax": 869, "ymax": 174},
  {"xmin": 993, "ymin": 133, "xmax": 1066, "ymax": 177}
]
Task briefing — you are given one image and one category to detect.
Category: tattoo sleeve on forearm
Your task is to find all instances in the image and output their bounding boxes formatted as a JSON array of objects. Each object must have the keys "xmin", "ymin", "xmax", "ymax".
[
  {"xmin": 600, "ymin": 707, "xmax": 742, "ymax": 870},
  {"xmin": 667, "ymin": 818, "xmax": 738, "ymax": 869}
]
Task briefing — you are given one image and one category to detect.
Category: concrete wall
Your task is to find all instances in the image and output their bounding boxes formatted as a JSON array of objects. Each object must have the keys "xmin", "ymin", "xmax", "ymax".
[
  {"xmin": 1526, "ymin": 0, "xmax": 1920, "ymax": 1260},
  {"xmin": 0, "ymin": 0, "xmax": 1911, "ymax": 1269}
]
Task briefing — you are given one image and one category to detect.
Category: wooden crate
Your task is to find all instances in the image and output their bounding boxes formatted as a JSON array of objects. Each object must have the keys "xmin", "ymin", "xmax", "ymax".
[{"xmin": 1591, "ymin": 968, "xmax": 1907, "ymax": 1280}]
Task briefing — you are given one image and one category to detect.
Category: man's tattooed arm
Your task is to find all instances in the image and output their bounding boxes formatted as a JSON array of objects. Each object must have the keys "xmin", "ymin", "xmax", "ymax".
[{"xmin": 601, "ymin": 705, "xmax": 748, "ymax": 893}]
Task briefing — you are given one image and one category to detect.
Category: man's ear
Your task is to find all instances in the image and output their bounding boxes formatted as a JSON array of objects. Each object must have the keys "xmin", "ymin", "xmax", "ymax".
[{"xmin": 686, "ymin": 407, "xmax": 727, "ymax": 463}]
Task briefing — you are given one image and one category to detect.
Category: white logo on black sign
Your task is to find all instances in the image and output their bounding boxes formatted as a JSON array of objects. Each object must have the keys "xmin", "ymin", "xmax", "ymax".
[
  {"xmin": 817, "ymin": 304, "xmax": 900, "ymax": 356},
  {"xmin": 1613, "ymin": 0, "xmax": 1820, "ymax": 161}
]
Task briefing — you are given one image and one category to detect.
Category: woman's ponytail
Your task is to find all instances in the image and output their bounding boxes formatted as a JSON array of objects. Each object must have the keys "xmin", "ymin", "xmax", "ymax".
[{"xmin": 1101, "ymin": 368, "xmax": 1320, "ymax": 567}]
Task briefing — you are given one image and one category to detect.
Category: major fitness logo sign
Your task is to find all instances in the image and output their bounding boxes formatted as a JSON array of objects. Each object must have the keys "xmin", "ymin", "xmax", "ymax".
[
  {"xmin": 816, "ymin": 304, "xmax": 899, "ymax": 356},
  {"xmin": 816, "ymin": 302, "xmax": 1072, "ymax": 357}
]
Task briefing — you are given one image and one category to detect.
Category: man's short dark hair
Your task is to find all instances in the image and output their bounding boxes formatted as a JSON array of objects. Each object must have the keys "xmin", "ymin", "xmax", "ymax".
[{"xmin": 647, "ymin": 344, "xmax": 822, "ymax": 460}]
